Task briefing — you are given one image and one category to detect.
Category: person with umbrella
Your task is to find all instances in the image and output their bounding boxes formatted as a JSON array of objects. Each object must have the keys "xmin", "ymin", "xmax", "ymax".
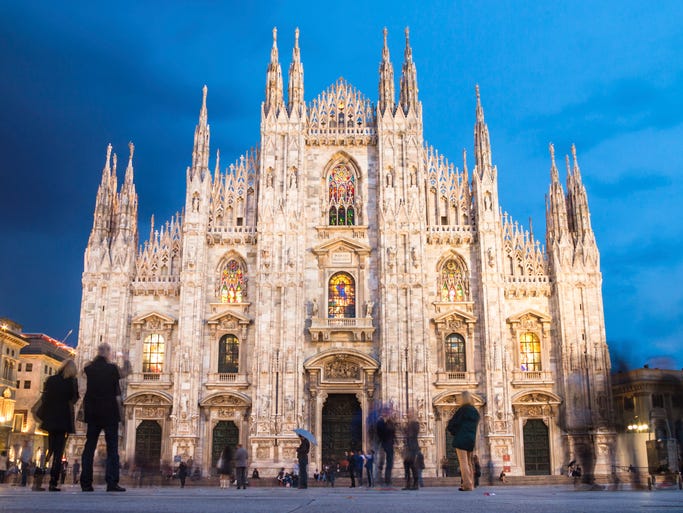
[{"xmin": 296, "ymin": 435, "xmax": 310, "ymax": 489}]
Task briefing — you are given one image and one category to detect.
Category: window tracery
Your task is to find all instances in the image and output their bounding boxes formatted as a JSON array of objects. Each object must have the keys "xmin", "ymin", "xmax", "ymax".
[
  {"xmin": 219, "ymin": 259, "xmax": 247, "ymax": 303},
  {"xmin": 142, "ymin": 333, "xmax": 165, "ymax": 373},
  {"xmin": 519, "ymin": 332, "xmax": 541, "ymax": 371},
  {"xmin": 328, "ymin": 272, "xmax": 355, "ymax": 318},
  {"xmin": 445, "ymin": 333, "xmax": 466, "ymax": 372},
  {"xmin": 218, "ymin": 334, "xmax": 239, "ymax": 373},
  {"xmin": 439, "ymin": 258, "xmax": 470, "ymax": 302},
  {"xmin": 328, "ymin": 164, "xmax": 356, "ymax": 226}
]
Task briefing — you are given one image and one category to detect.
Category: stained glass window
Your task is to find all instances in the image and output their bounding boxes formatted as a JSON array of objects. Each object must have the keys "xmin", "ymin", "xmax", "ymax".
[
  {"xmin": 519, "ymin": 332, "xmax": 541, "ymax": 371},
  {"xmin": 218, "ymin": 334, "xmax": 239, "ymax": 373},
  {"xmin": 220, "ymin": 259, "xmax": 247, "ymax": 303},
  {"xmin": 328, "ymin": 272, "xmax": 355, "ymax": 318},
  {"xmin": 142, "ymin": 333, "xmax": 165, "ymax": 373},
  {"xmin": 440, "ymin": 259, "xmax": 469, "ymax": 302},
  {"xmin": 445, "ymin": 333, "xmax": 466, "ymax": 372},
  {"xmin": 328, "ymin": 164, "xmax": 356, "ymax": 226}
]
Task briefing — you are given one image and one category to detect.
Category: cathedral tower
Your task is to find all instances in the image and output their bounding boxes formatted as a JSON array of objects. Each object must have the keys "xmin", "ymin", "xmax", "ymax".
[{"xmin": 546, "ymin": 145, "xmax": 614, "ymax": 476}]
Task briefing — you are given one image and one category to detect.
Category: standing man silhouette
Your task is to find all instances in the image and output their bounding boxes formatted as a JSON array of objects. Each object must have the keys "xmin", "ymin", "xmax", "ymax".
[
  {"xmin": 80, "ymin": 343, "xmax": 126, "ymax": 492},
  {"xmin": 296, "ymin": 435, "xmax": 310, "ymax": 489}
]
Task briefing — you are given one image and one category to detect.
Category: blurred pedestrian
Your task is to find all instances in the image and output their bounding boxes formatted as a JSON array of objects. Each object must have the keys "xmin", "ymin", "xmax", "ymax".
[
  {"xmin": 446, "ymin": 391, "xmax": 480, "ymax": 492},
  {"xmin": 37, "ymin": 359, "xmax": 78, "ymax": 492},
  {"xmin": 60, "ymin": 459, "xmax": 68, "ymax": 485},
  {"xmin": 417, "ymin": 450, "xmax": 425, "ymax": 487},
  {"xmin": 72, "ymin": 460, "xmax": 80, "ymax": 485},
  {"xmin": 235, "ymin": 444, "xmax": 248, "ymax": 489},
  {"xmin": 0, "ymin": 450, "xmax": 7, "ymax": 483},
  {"xmin": 365, "ymin": 450, "xmax": 375, "ymax": 487},
  {"xmin": 80, "ymin": 343, "xmax": 126, "ymax": 492},
  {"xmin": 440, "ymin": 456, "xmax": 449, "ymax": 477},
  {"xmin": 401, "ymin": 410, "xmax": 419, "ymax": 490},
  {"xmin": 20, "ymin": 441, "xmax": 32, "ymax": 487},
  {"xmin": 376, "ymin": 407, "xmax": 396, "ymax": 486},
  {"xmin": 177, "ymin": 461, "xmax": 187, "ymax": 488},
  {"xmin": 473, "ymin": 455, "xmax": 481, "ymax": 488},
  {"xmin": 348, "ymin": 451, "xmax": 356, "ymax": 487},
  {"xmin": 218, "ymin": 445, "xmax": 234, "ymax": 488},
  {"xmin": 296, "ymin": 435, "xmax": 310, "ymax": 489}
]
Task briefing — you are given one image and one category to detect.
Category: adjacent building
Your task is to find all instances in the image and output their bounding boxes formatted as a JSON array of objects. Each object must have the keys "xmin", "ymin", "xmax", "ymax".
[
  {"xmin": 0, "ymin": 319, "xmax": 28, "ymax": 454},
  {"xmin": 74, "ymin": 28, "xmax": 615, "ymax": 478},
  {"xmin": 8, "ymin": 333, "xmax": 75, "ymax": 461},
  {"xmin": 612, "ymin": 366, "xmax": 683, "ymax": 472}
]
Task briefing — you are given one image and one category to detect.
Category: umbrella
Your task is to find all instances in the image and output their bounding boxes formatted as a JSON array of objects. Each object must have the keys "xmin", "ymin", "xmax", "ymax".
[{"xmin": 293, "ymin": 428, "xmax": 318, "ymax": 446}]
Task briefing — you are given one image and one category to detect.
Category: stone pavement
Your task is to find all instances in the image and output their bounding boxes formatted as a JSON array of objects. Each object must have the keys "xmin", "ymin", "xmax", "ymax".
[{"xmin": 0, "ymin": 484, "xmax": 681, "ymax": 513}]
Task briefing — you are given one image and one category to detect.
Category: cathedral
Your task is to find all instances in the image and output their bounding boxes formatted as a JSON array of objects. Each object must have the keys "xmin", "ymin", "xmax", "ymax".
[{"xmin": 74, "ymin": 27, "xmax": 615, "ymax": 478}]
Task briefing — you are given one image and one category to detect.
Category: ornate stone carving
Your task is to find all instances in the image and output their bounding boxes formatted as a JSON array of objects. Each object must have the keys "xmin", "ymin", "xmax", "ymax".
[{"xmin": 324, "ymin": 355, "xmax": 361, "ymax": 380}]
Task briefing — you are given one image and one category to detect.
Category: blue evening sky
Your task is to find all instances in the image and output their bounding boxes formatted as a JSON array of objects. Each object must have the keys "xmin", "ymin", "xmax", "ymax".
[{"xmin": 0, "ymin": 1, "xmax": 681, "ymax": 370}]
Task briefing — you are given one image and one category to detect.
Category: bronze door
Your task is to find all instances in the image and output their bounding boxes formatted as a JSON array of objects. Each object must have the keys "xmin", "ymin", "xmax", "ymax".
[
  {"xmin": 135, "ymin": 420, "xmax": 162, "ymax": 471},
  {"xmin": 212, "ymin": 421, "xmax": 239, "ymax": 468},
  {"xmin": 322, "ymin": 394, "xmax": 362, "ymax": 466},
  {"xmin": 523, "ymin": 419, "xmax": 550, "ymax": 475}
]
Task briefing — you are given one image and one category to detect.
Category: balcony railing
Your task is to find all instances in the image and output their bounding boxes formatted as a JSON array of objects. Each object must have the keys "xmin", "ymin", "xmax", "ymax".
[
  {"xmin": 205, "ymin": 372, "xmax": 249, "ymax": 389},
  {"xmin": 512, "ymin": 370, "xmax": 554, "ymax": 385},
  {"xmin": 434, "ymin": 370, "xmax": 477, "ymax": 386},
  {"xmin": 128, "ymin": 372, "xmax": 172, "ymax": 386},
  {"xmin": 309, "ymin": 317, "xmax": 375, "ymax": 342}
]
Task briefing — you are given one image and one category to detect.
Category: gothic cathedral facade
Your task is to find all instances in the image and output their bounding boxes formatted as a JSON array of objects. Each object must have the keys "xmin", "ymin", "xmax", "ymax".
[{"xmin": 75, "ymin": 28, "xmax": 615, "ymax": 477}]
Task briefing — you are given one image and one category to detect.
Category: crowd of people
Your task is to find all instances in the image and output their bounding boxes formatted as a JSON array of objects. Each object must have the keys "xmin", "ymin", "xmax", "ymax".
[{"xmin": 0, "ymin": 342, "xmax": 530, "ymax": 493}]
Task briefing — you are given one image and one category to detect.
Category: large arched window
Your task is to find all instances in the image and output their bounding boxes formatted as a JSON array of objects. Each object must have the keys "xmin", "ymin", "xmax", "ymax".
[
  {"xmin": 328, "ymin": 163, "xmax": 356, "ymax": 226},
  {"xmin": 219, "ymin": 259, "xmax": 247, "ymax": 303},
  {"xmin": 218, "ymin": 334, "xmax": 239, "ymax": 373},
  {"xmin": 328, "ymin": 272, "xmax": 355, "ymax": 318},
  {"xmin": 445, "ymin": 333, "xmax": 466, "ymax": 372},
  {"xmin": 439, "ymin": 258, "xmax": 470, "ymax": 302},
  {"xmin": 142, "ymin": 334, "xmax": 165, "ymax": 373},
  {"xmin": 519, "ymin": 332, "xmax": 541, "ymax": 371}
]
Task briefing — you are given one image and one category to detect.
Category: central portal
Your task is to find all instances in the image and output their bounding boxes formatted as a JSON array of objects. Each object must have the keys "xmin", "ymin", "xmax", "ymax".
[{"xmin": 321, "ymin": 394, "xmax": 362, "ymax": 466}]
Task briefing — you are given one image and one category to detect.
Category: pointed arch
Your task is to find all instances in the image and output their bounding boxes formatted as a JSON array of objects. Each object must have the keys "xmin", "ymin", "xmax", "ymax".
[
  {"xmin": 436, "ymin": 252, "xmax": 470, "ymax": 302},
  {"xmin": 328, "ymin": 271, "xmax": 355, "ymax": 318},
  {"xmin": 216, "ymin": 251, "xmax": 248, "ymax": 303},
  {"xmin": 324, "ymin": 152, "xmax": 361, "ymax": 226}
]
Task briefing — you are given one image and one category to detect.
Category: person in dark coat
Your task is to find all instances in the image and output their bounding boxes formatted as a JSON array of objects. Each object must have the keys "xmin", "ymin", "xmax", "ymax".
[
  {"xmin": 347, "ymin": 451, "xmax": 356, "ymax": 488},
  {"xmin": 37, "ymin": 359, "xmax": 78, "ymax": 492},
  {"xmin": 177, "ymin": 461, "xmax": 188, "ymax": 488},
  {"xmin": 376, "ymin": 408, "xmax": 396, "ymax": 486},
  {"xmin": 218, "ymin": 445, "xmax": 234, "ymax": 488},
  {"xmin": 401, "ymin": 410, "xmax": 420, "ymax": 490},
  {"xmin": 296, "ymin": 435, "xmax": 310, "ymax": 489},
  {"xmin": 234, "ymin": 444, "xmax": 248, "ymax": 489},
  {"xmin": 80, "ymin": 343, "xmax": 126, "ymax": 492},
  {"xmin": 446, "ymin": 391, "xmax": 480, "ymax": 491}
]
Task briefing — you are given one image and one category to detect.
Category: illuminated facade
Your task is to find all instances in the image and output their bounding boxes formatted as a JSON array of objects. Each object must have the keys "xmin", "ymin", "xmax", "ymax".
[
  {"xmin": 75, "ymin": 28, "xmax": 614, "ymax": 478},
  {"xmin": 0, "ymin": 319, "xmax": 28, "ymax": 453},
  {"xmin": 8, "ymin": 333, "xmax": 75, "ymax": 461}
]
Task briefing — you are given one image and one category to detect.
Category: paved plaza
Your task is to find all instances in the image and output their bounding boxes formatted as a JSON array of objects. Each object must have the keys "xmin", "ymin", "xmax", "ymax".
[{"xmin": 0, "ymin": 484, "xmax": 681, "ymax": 513}]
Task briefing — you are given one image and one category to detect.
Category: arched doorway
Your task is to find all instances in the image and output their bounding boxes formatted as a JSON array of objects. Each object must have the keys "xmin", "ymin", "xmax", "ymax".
[
  {"xmin": 135, "ymin": 420, "xmax": 162, "ymax": 471},
  {"xmin": 524, "ymin": 419, "xmax": 550, "ymax": 475},
  {"xmin": 322, "ymin": 394, "xmax": 362, "ymax": 467},
  {"xmin": 211, "ymin": 421, "xmax": 239, "ymax": 468}
]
